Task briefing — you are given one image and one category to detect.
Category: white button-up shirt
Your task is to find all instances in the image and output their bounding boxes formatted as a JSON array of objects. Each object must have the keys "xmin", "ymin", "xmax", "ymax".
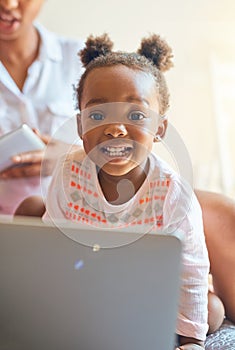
[{"xmin": 0, "ymin": 23, "xmax": 84, "ymax": 215}]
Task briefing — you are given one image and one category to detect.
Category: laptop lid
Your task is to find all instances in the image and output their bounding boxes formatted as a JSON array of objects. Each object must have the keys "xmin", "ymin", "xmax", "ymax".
[{"xmin": 0, "ymin": 218, "xmax": 182, "ymax": 350}]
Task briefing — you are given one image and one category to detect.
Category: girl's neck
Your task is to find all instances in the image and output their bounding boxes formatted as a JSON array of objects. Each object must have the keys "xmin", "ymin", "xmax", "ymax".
[{"xmin": 98, "ymin": 159, "xmax": 150, "ymax": 205}]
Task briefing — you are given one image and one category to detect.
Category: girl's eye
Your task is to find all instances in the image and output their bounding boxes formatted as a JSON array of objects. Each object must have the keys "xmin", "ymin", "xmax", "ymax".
[
  {"xmin": 89, "ymin": 112, "xmax": 104, "ymax": 121},
  {"xmin": 128, "ymin": 111, "xmax": 146, "ymax": 121}
]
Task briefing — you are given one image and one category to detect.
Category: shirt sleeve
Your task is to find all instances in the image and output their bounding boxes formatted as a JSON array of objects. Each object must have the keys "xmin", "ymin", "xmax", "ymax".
[
  {"xmin": 43, "ymin": 153, "xmax": 72, "ymax": 223},
  {"xmin": 163, "ymin": 177, "xmax": 209, "ymax": 340}
]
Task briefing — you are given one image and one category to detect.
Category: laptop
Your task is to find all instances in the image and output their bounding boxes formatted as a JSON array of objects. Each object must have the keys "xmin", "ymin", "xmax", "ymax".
[{"xmin": 0, "ymin": 217, "xmax": 182, "ymax": 350}]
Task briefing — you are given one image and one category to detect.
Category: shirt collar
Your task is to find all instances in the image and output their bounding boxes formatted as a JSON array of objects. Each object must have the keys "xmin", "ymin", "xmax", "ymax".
[{"xmin": 34, "ymin": 22, "xmax": 63, "ymax": 62}]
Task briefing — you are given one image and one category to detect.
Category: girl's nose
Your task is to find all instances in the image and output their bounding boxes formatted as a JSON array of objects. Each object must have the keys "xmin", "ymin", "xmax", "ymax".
[
  {"xmin": 104, "ymin": 124, "xmax": 128, "ymax": 138},
  {"xmin": 1, "ymin": 0, "xmax": 18, "ymax": 11}
]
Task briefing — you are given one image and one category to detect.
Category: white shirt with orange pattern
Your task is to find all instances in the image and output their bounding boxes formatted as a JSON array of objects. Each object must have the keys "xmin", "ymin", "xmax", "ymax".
[{"xmin": 44, "ymin": 150, "xmax": 209, "ymax": 341}]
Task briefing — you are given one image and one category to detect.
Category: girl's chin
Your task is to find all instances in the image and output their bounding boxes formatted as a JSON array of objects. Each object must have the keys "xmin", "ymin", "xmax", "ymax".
[
  {"xmin": 91, "ymin": 153, "xmax": 132, "ymax": 169},
  {"xmin": 101, "ymin": 151, "xmax": 132, "ymax": 163}
]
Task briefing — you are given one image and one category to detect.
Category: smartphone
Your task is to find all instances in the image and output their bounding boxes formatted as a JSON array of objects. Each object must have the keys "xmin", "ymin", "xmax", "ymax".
[{"xmin": 0, "ymin": 124, "xmax": 45, "ymax": 172}]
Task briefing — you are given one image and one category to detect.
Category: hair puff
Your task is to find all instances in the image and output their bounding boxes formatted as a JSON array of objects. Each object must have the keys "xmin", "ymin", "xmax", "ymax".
[
  {"xmin": 79, "ymin": 33, "xmax": 114, "ymax": 67},
  {"xmin": 137, "ymin": 34, "xmax": 174, "ymax": 72}
]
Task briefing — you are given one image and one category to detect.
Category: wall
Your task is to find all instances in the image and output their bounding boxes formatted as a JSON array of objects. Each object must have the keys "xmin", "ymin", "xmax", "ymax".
[{"xmin": 39, "ymin": 0, "xmax": 235, "ymax": 194}]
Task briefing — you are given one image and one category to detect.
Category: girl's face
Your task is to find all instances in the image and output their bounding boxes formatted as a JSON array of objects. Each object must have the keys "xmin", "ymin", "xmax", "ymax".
[
  {"xmin": 78, "ymin": 65, "xmax": 165, "ymax": 177},
  {"xmin": 0, "ymin": 0, "xmax": 44, "ymax": 40}
]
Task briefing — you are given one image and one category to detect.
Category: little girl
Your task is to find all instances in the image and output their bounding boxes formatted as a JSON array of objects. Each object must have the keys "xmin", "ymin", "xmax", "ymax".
[{"xmin": 44, "ymin": 33, "xmax": 224, "ymax": 349}]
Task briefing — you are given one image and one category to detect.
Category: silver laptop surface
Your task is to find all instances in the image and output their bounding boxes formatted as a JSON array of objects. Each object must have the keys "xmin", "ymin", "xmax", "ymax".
[{"xmin": 0, "ymin": 218, "xmax": 182, "ymax": 350}]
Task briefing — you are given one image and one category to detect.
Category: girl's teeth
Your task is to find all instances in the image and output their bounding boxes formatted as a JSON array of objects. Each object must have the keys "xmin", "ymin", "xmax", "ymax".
[
  {"xmin": 106, "ymin": 147, "xmax": 125, "ymax": 152},
  {"xmin": 103, "ymin": 146, "xmax": 131, "ymax": 157}
]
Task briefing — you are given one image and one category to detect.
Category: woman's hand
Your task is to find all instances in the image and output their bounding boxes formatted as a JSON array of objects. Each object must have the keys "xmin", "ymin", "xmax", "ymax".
[
  {"xmin": 0, "ymin": 131, "xmax": 49, "ymax": 179},
  {"xmin": 0, "ymin": 156, "xmax": 43, "ymax": 178},
  {"xmin": 0, "ymin": 129, "xmax": 82, "ymax": 179}
]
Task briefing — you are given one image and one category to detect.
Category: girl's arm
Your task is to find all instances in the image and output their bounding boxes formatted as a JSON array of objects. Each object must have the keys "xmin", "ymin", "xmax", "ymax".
[{"xmin": 164, "ymin": 180, "xmax": 209, "ymax": 343}]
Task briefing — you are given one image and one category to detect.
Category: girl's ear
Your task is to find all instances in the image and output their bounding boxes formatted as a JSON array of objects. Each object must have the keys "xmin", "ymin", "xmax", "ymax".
[
  {"xmin": 77, "ymin": 113, "xmax": 83, "ymax": 139},
  {"xmin": 154, "ymin": 118, "xmax": 168, "ymax": 142}
]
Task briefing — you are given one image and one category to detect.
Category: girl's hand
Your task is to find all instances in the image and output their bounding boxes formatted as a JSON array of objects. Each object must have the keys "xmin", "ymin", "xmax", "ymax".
[{"xmin": 176, "ymin": 344, "xmax": 205, "ymax": 349}]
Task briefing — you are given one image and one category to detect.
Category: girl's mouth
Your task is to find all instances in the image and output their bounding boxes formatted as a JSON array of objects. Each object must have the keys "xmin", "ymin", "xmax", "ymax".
[{"xmin": 101, "ymin": 146, "xmax": 133, "ymax": 158}]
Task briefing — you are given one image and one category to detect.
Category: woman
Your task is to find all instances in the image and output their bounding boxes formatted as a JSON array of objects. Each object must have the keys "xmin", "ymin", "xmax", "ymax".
[{"xmin": 0, "ymin": 0, "xmax": 83, "ymax": 215}]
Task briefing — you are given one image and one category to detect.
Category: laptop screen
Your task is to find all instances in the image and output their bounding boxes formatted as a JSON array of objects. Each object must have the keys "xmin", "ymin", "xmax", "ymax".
[{"xmin": 0, "ymin": 217, "xmax": 182, "ymax": 350}]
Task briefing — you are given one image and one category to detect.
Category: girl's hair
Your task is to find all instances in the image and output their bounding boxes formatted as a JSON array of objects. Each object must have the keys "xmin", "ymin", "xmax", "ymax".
[{"xmin": 76, "ymin": 33, "xmax": 174, "ymax": 116}]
